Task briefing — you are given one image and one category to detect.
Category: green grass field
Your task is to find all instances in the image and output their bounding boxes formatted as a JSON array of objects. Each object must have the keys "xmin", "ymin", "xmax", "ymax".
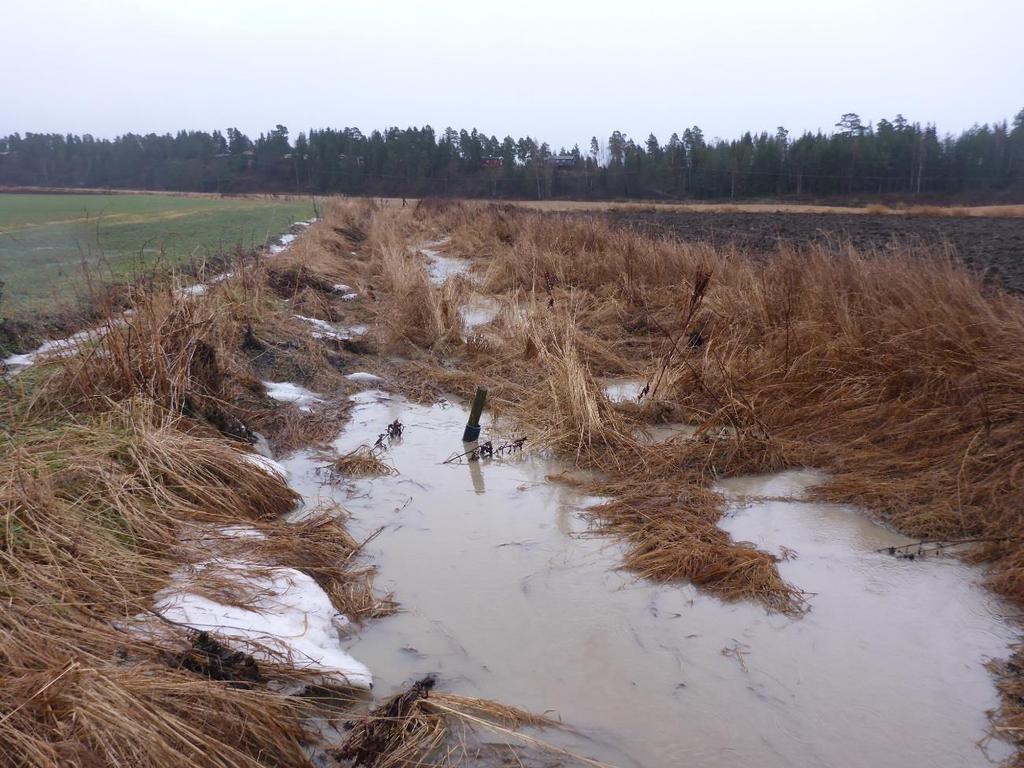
[{"xmin": 0, "ymin": 193, "xmax": 314, "ymax": 315}]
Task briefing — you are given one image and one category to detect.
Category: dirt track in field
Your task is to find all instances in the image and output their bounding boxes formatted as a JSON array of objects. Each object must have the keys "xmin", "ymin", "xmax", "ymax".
[{"xmin": 609, "ymin": 211, "xmax": 1024, "ymax": 293}]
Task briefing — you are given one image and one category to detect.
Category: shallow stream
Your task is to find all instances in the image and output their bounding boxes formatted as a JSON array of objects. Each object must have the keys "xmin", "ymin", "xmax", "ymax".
[{"xmin": 278, "ymin": 387, "xmax": 1017, "ymax": 768}]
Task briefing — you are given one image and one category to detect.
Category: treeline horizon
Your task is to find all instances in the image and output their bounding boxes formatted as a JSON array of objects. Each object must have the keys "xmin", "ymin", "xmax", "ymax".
[{"xmin": 2, "ymin": 109, "xmax": 1023, "ymax": 201}]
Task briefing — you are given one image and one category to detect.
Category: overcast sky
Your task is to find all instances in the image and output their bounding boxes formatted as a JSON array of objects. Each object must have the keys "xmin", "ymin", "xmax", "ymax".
[{"xmin": 4, "ymin": 0, "xmax": 1021, "ymax": 149}]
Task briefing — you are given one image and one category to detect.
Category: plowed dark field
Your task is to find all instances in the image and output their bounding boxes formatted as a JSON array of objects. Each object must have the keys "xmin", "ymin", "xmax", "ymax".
[{"xmin": 610, "ymin": 211, "xmax": 1024, "ymax": 293}]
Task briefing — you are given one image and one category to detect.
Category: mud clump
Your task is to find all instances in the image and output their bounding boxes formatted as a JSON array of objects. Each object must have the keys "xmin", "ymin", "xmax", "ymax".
[
  {"xmin": 170, "ymin": 631, "xmax": 263, "ymax": 687},
  {"xmin": 334, "ymin": 676, "xmax": 437, "ymax": 767}
]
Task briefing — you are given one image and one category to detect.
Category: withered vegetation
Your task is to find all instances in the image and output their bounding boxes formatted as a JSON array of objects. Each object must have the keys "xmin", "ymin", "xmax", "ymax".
[
  {"xmin": 334, "ymin": 676, "xmax": 603, "ymax": 768},
  {"xmin": 1, "ymin": 204, "xmax": 599, "ymax": 767},
  {"xmin": 287, "ymin": 197, "xmax": 1023, "ymax": 759},
  {"xmin": 6, "ymin": 191, "xmax": 1023, "ymax": 765},
  {"xmin": 323, "ymin": 198, "xmax": 1022, "ymax": 615}
]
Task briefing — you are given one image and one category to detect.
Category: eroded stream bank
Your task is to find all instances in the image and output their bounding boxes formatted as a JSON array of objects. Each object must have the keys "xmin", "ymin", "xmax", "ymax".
[{"xmin": 276, "ymin": 386, "xmax": 1016, "ymax": 768}]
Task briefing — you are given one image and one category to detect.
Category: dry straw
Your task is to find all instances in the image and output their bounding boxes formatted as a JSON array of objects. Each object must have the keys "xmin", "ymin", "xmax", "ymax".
[{"xmin": 1, "ymin": 219, "xmax": 574, "ymax": 766}]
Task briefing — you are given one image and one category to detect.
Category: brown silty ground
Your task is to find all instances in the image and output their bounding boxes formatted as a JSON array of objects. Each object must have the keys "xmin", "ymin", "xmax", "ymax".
[{"xmin": 607, "ymin": 209, "xmax": 1024, "ymax": 293}]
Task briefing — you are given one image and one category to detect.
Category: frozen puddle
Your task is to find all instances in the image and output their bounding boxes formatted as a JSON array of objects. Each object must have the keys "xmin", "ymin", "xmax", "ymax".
[
  {"xmin": 277, "ymin": 392, "xmax": 1017, "ymax": 767},
  {"xmin": 461, "ymin": 294, "xmax": 500, "ymax": 330},
  {"xmin": 421, "ymin": 240, "xmax": 472, "ymax": 285},
  {"xmin": 601, "ymin": 376, "xmax": 647, "ymax": 403},
  {"xmin": 418, "ymin": 239, "xmax": 497, "ymax": 329}
]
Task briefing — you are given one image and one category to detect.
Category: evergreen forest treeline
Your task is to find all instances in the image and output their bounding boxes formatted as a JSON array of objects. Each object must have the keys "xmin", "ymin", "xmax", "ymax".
[{"xmin": 3, "ymin": 110, "xmax": 1023, "ymax": 200}]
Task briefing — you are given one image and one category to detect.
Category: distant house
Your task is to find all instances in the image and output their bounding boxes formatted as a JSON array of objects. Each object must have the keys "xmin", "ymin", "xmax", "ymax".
[
  {"xmin": 552, "ymin": 155, "xmax": 576, "ymax": 169},
  {"xmin": 481, "ymin": 157, "xmax": 503, "ymax": 168}
]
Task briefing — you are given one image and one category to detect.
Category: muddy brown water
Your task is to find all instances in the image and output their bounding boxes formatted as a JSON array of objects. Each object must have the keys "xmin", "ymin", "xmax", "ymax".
[{"xmin": 278, "ymin": 387, "xmax": 1017, "ymax": 767}]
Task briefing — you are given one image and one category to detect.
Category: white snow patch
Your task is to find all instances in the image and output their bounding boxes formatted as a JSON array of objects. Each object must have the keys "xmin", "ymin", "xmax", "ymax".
[
  {"xmin": 328, "ymin": 283, "xmax": 360, "ymax": 299},
  {"xmin": 3, "ymin": 326, "xmax": 110, "ymax": 373},
  {"xmin": 179, "ymin": 283, "xmax": 208, "ymax": 297},
  {"xmin": 294, "ymin": 314, "xmax": 344, "ymax": 340},
  {"xmin": 218, "ymin": 524, "xmax": 268, "ymax": 541},
  {"xmin": 294, "ymin": 314, "xmax": 364, "ymax": 341},
  {"xmin": 268, "ymin": 233, "xmax": 297, "ymax": 255},
  {"xmin": 262, "ymin": 380, "xmax": 322, "ymax": 412},
  {"xmin": 3, "ymin": 352, "xmax": 35, "ymax": 371},
  {"xmin": 239, "ymin": 452, "xmax": 289, "ymax": 480},
  {"xmin": 266, "ymin": 220, "xmax": 315, "ymax": 256},
  {"xmin": 345, "ymin": 372, "xmax": 383, "ymax": 384},
  {"xmin": 154, "ymin": 536, "xmax": 371, "ymax": 689}
]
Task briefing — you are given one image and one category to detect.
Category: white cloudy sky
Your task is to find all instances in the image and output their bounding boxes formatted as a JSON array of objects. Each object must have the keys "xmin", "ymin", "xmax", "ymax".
[{"xmin": 3, "ymin": 0, "xmax": 1021, "ymax": 148}]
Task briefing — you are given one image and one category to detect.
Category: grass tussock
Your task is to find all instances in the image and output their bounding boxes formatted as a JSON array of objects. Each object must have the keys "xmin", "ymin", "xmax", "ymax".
[
  {"xmin": 334, "ymin": 676, "xmax": 601, "ymax": 768},
  {"xmin": 325, "ymin": 445, "xmax": 398, "ymax": 478},
  {"xmin": 373, "ymin": 239, "xmax": 466, "ymax": 351},
  {"xmin": 0, "ymin": 398, "xmax": 388, "ymax": 766},
  {"xmin": 989, "ymin": 646, "xmax": 1024, "ymax": 761}
]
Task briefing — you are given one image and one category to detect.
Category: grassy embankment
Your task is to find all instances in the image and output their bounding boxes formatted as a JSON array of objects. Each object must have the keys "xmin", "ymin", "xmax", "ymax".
[
  {"xmin": 0, "ymin": 193, "xmax": 314, "ymax": 350},
  {"xmin": 269, "ymin": 199, "xmax": 1024, "ymax": 758},
  {"xmin": 0, "ymin": 205, "xmax": 586, "ymax": 768}
]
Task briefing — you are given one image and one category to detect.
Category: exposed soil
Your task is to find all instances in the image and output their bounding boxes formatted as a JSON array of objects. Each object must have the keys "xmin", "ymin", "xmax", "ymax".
[{"xmin": 609, "ymin": 211, "xmax": 1024, "ymax": 293}]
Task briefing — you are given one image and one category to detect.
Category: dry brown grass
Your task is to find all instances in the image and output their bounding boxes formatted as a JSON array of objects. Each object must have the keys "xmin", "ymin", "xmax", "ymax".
[
  {"xmin": 509, "ymin": 199, "xmax": 1024, "ymax": 218},
  {"xmin": 988, "ymin": 646, "xmax": 1024, "ymax": 762},
  {"xmin": 2, "ymin": 207, "xmax": 610, "ymax": 767},
  {"xmin": 17, "ymin": 244, "xmax": 353, "ymax": 450},
  {"xmin": 0, "ymin": 235, "xmax": 402, "ymax": 765},
  {"xmin": 324, "ymin": 445, "xmax": 397, "ymax": 478},
  {"xmin": 334, "ymin": 677, "xmax": 603, "ymax": 768},
  {"xmin": 372, "ymin": 239, "xmax": 466, "ymax": 351},
  {"xmin": 314, "ymin": 200, "xmax": 1024, "ymax": 624},
  {"xmin": 0, "ymin": 398, "xmax": 390, "ymax": 766}
]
